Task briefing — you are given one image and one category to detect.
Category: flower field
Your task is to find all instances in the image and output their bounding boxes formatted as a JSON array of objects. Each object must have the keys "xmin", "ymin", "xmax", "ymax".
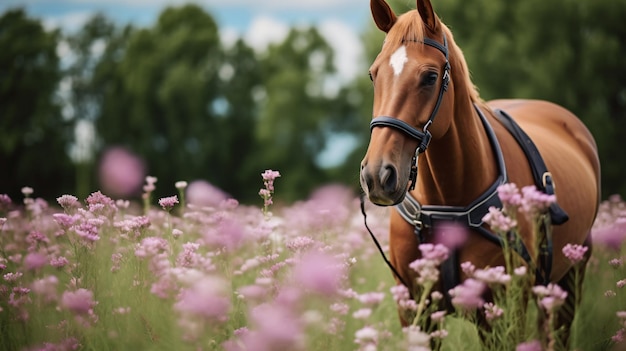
[{"xmin": 1, "ymin": 171, "xmax": 625, "ymax": 351}]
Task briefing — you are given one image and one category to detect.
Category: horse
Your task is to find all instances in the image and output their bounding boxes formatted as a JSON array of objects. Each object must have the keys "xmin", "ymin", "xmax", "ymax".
[{"xmin": 359, "ymin": 0, "xmax": 601, "ymax": 346}]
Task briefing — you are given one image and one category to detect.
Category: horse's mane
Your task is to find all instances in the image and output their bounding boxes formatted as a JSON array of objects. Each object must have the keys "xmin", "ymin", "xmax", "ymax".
[{"xmin": 386, "ymin": 11, "xmax": 481, "ymax": 103}]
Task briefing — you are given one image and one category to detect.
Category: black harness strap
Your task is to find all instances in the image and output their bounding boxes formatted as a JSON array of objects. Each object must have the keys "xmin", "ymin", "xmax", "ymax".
[
  {"xmin": 494, "ymin": 109, "xmax": 569, "ymax": 285},
  {"xmin": 494, "ymin": 109, "xmax": 569, "ymax": 225}
]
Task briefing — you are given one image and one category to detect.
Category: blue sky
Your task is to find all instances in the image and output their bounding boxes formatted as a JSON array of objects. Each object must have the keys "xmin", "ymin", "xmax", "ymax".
[
  {"xmin": 1, "ymin": 0, "xmax": 370, "ymax": 30},
  {"xmin": 2, "ymin": 0, "xmax": 372, "ymax": 83}
]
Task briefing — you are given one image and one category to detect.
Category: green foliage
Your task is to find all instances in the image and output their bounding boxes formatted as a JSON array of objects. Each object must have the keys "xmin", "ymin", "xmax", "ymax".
[
  {"xmin": 0, "ymin": 9, "xmax": 74, "ymax": 200},
  {"xmin": 254, "ymin": 26, "xmax": 340, "ymax": 201},
  {"xmin": 94, "ymin": 4, "xmax": 229, "ymax": 200}
]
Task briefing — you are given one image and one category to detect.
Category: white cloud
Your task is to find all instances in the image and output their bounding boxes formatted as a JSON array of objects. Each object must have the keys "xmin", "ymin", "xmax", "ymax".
[
  {"xmin": 42, "ymin": 11, "xmax": 93, "ymax": 32},
  {"xmin": 318, "ymin": 18, "xmax": 364, "ymax": 82},
  {"xmin": 55, "ymin": 0, "xmax": 363, "ymax": 11},
  {"xmin": 219, "ymin": 27, "xmax": 240, "ymax": 48},
  {"xmin": 243, "ymin": 15, "xmax": 289, "ymax": 53}
]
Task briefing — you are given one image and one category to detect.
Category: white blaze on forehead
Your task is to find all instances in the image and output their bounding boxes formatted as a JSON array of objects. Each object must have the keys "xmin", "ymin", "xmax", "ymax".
[{"xmin": 389, "ymin": 45, "xmax": 408, "ymax": 76}]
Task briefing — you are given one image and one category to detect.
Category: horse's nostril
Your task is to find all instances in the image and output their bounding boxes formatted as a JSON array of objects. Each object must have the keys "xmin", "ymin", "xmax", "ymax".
[
  {"xmin": 380, "ymin": 165, "xmax": 397, "ymax": 193},
  {"xmin": 361, "ymin": 165, "xmax": 374, "ymax": 191}
]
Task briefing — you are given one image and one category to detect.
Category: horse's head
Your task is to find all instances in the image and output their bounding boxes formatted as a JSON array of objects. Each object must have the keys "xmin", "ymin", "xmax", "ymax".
[{"xmin": 360, "ymin": 0, "xmax": 456, "ymax": 206}]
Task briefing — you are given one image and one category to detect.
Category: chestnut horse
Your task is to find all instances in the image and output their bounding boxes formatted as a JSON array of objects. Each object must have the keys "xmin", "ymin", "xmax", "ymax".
[{"xmin": 359, "ymin": 0, "xmax": 600, "ymax": 345}]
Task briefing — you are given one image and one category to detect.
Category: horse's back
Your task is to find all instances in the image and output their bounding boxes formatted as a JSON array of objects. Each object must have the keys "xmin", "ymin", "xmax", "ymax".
[{"xmin": 487, "ymin": 99, "xmax": 601, "ymax": 279}]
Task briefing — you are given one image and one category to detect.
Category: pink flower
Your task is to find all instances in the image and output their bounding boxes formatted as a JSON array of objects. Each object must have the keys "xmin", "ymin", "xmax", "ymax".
[
  {"xmin": 516, "ymin": 340, "xmax": 542, "ymax": 351},
  {"xmin": 98, "ymin": 146, "xmax": 146, "ymax": 198},
  {"xmin": 430, "ymin": 310, "xmax": 446, "ymax": 323},
  {"xmin": 85, "ymin": 191, "xmax": 117, "ymax": 217},
  {"xmin": 292, "ymin": 251, "xmax": 344, "ymax": 296},
  {"xmin": 354, "ymin": 326, "xmax": 378, "ymax": 346},
  {"xmin": 497, "ymin": 183, "xmax": 522, "ymax": 208},
  {"xmin": 73, "ymin": 219, "xmax": 102, "ymax": 242},
  {"xmin": 259, "ymin": 189, "xmax": 274, "ymax": 207},
  {"xmin": 519, "ymin": 185, "xmax": 556, "ymax": 218},
  {"xmin": 226, "ymin": 302, "xmax": 303, "ymax": 351},
  {"xmin": 237, "ymin": 285, "xmax": 268, "ymax": 302},
  {"xmin": 610, "ymin": 258, "xmax": 623, "ymax": 268},
  {"xmin": 418, "ymin": 243, "xmax": 449, "ymax": 263},
  {"xmin": 403, "ymin": 325, "xmax": 431, "ymax": 349},
  {"xmin": 592, "ymin": 218, "xmax": 626, "ymax": 249},
  {"xmin": 286, "ymin": 236, "xmax": 316, "ymax": 252},
  {"xmin": 24, "ymin": 252, "xmax": 47, "ymax": 270},
  {"xmin": 176, "ymin": 242, "xmax": 201, "ymax": 268},
  {"xmin": 3, "ymin": 272, "xmax": 23, "ymax": 282},
  {"xmin": 434, "ymin": 221, "xmax": 469, "ymax": 250},
  {"xmin": 330, "ymin": 302, "xmax": 350, "ymax": 315},
  {"xmin": 483, "ymin": 206, "xmax": 517, "ymax": 232},
  {"xmin": 21, "ymin": 187, "xmax": 34, "ymax": 196},
  {"xmin": 612, "ymin": 329, "xmax": 625, "ymax": 343},
  {"xmin": 562, "ymin": 243, "xmax": 588, "ymax": 264},
  {"xmin": 390, "ymin": 284, "xmax": 411, "ymax": 303},
  {"xmin": 61, "ymin": 288, "xmax": 96, "ymax": 314},
  {"xmin": 53, "ymin": 213, "xmax": 78, "ymax": 228},
  {"xmin": 532, "ymin": 283, "xmax": 568, "ymax": 312},
  {"xmin": 0, "ymin": 194, "xmax": 12, "ymax": 211},
  {"xmin": 461, "ymin": 261, "xmax": 476, "ymax": 276},
  {"xmin": 158, "ymin": 195, "xmax": 179, "ymax": 210},
  {"xmin": 484, "ymin": 302, "xmax": 504, "ymax": 321},
  {"xmin": 31, "ymin": 275, "xmax": 59, "ymax": 302},
  {"xmin": 448, "ymin": 278, "xmax": 485, "ymax": 310},
  {"xmin": 261, "ymin": 170, "xmax": 281, "ymax": 191},
  {"xmin": 409, "ymin": 257, "xmax": 440, "ymax": 285},
  {"xmin": 186, "ymin": 180, "xmax": 229, "ymax": 207},
  {"xmin": 514, "ymin": 266, "xmax": 527, "ymax": 276},
  {"xmin": 473, "ymin": 266, "xmax": 511, "ymax": 285},
  {"xmin": 50, "ymin": 256, "xmax": 69, "ymax": 268},
  {"xmin": 358, "ymin": 292, "xmax": 385, "ymax": 306},
  {"xmin": 56, "ymin": 195, "xmax": 79, "ymax": 211},
  {"xmin": 143, "ymin": 176, "xmax": 158, "ymax": 193},
  {"xmin": 174, "ymin": 276, "xmax": 230, "ymax": 321},
  {"xmin": 352, "ymin": 308, "xmax": 372, "ymax": 319},
  {"xmin": 135, "ymin": 237, "xmax": 169, "ymax": 258}
]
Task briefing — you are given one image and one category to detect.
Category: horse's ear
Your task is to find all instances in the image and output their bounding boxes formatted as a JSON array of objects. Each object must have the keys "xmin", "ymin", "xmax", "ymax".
[
  {"xmin": 416, "ymin": 0, "xmax": 438, "ymax": 32},
  {"xmin": 370, "ymin": 0, "xmax": 397, "ymax": 33}
]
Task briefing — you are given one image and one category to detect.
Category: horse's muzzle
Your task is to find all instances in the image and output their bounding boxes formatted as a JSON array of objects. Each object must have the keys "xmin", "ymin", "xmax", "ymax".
[{"xmin": 360, "ymin": 162, "xmax": 406, "ymax": 206}]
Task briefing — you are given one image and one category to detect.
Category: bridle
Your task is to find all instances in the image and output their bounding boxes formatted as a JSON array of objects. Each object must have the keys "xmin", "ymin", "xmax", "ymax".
[{"xmin": 369, "ymin": 34, "xmax": 450, "ymax": 191}]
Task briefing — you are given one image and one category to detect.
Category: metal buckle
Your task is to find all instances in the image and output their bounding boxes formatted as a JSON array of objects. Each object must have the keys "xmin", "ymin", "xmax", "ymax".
[{"xmin": 542, "ymin": 172, "xmax": 553, "ymax": 190}]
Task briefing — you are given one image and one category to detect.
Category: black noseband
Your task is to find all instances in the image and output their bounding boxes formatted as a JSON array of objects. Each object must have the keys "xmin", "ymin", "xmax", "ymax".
[{"xmin": 369, "ymin": 34, "xmax": 450, "ymax": 191}]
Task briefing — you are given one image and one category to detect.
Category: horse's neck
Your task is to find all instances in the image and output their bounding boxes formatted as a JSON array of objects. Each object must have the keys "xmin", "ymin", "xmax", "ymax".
[{"xmin": 416, "ymin": 101, "xmax": 499, "ymax": 206}]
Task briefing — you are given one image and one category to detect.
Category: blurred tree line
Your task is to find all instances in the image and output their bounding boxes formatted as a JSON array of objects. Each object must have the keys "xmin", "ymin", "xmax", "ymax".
[{"xmin": 1, "ymin": 1, "xmax": 624, "ymax": 205}]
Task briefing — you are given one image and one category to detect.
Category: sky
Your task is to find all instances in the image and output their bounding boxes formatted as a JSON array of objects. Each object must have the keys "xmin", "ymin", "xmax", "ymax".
[
  {"xmin": 1, "ymin": 0, "xmax": 371, "ymax": 82},
  {"xmin": 1, "ymin": 0, "xmax": 375, "ymax": 168}
]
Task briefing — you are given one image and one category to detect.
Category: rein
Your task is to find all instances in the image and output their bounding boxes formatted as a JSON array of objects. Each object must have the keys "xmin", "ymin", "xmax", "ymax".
[
  {"xmin": 370, "ymin": 34, "xmax": 450, "ymax": 191},
  {"xmin": 359, "ymin": 194, "xmax": 410, "ymax": 289}
]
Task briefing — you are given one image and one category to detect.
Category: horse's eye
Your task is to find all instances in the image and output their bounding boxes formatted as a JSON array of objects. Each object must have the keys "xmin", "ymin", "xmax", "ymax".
[{"xmin": 422, "ymin": 72, "xmax": 438, "ymax": 86}]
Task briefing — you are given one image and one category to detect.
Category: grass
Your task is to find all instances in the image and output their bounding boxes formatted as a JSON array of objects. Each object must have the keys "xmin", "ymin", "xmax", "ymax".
[{"xmin": 0, "ymin": 178, "xmax": 624, "ymax": 350}]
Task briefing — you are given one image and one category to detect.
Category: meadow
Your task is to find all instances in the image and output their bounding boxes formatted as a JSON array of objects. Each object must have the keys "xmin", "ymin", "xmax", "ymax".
[{"xmin": 1, "ymin": 171, "xmax": 625, "ymax": 351}]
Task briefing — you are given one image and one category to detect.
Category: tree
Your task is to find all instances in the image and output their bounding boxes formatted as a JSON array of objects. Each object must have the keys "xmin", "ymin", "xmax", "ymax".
[
  {"xmin": 94, "ymin": 5, "xmax": 230, "ymax": 200},
  {"xmin": 0, "ymin": 9, "xmax": 73, "ymax": 200},
  {"xmin": 63, "ymin": 14, "xmax": 122, "ymax": 199},
  {"xmin": 253, "ymin": 27, "xmax": 341, "ymax": 201}
]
